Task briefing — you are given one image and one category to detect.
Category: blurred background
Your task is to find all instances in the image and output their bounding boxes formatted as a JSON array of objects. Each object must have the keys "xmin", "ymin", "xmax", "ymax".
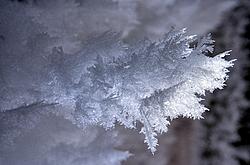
[{"xmin": 1, "ymin": 0, "xmax": 250, "ymax": 165}]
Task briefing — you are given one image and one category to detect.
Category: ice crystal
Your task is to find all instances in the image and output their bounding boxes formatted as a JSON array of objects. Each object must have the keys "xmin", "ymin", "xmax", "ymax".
[
  {"xmin": 71, "ymin": 29, "xmax": 234, "ymax": 153},
  {"xmin": 0, "ymin": 1, "xmax": 234, "ymax": 155}
]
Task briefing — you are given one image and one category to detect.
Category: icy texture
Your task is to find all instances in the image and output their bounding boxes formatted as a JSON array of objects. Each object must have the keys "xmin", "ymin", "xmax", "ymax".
[
  {"xmin": 0, "ymin": 0, "xmax": 234, "ymax": 159},
  {"xmin": 0, "ymin": 2, "xmax": 131, "ymax": 164},
  {"xmin": 0, "ymin": 18, "xmax": 234, "ymax": 153},
  {"xmin": 72, "ymin": 29, "xmax": 234, "ymax": 153}
]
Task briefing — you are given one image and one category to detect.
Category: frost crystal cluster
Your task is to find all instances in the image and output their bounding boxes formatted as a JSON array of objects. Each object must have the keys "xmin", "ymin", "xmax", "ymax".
[
  {"xmin": 72, "ymin": 30, "xmax": 234, "ymax": 153},
  {"xmin": 0, "ymin": 26, "xmax": 234, "ymax": 154},
  {"xmin": 0, "ymin": 0, "xmax": 235, "ymax": 162}
]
